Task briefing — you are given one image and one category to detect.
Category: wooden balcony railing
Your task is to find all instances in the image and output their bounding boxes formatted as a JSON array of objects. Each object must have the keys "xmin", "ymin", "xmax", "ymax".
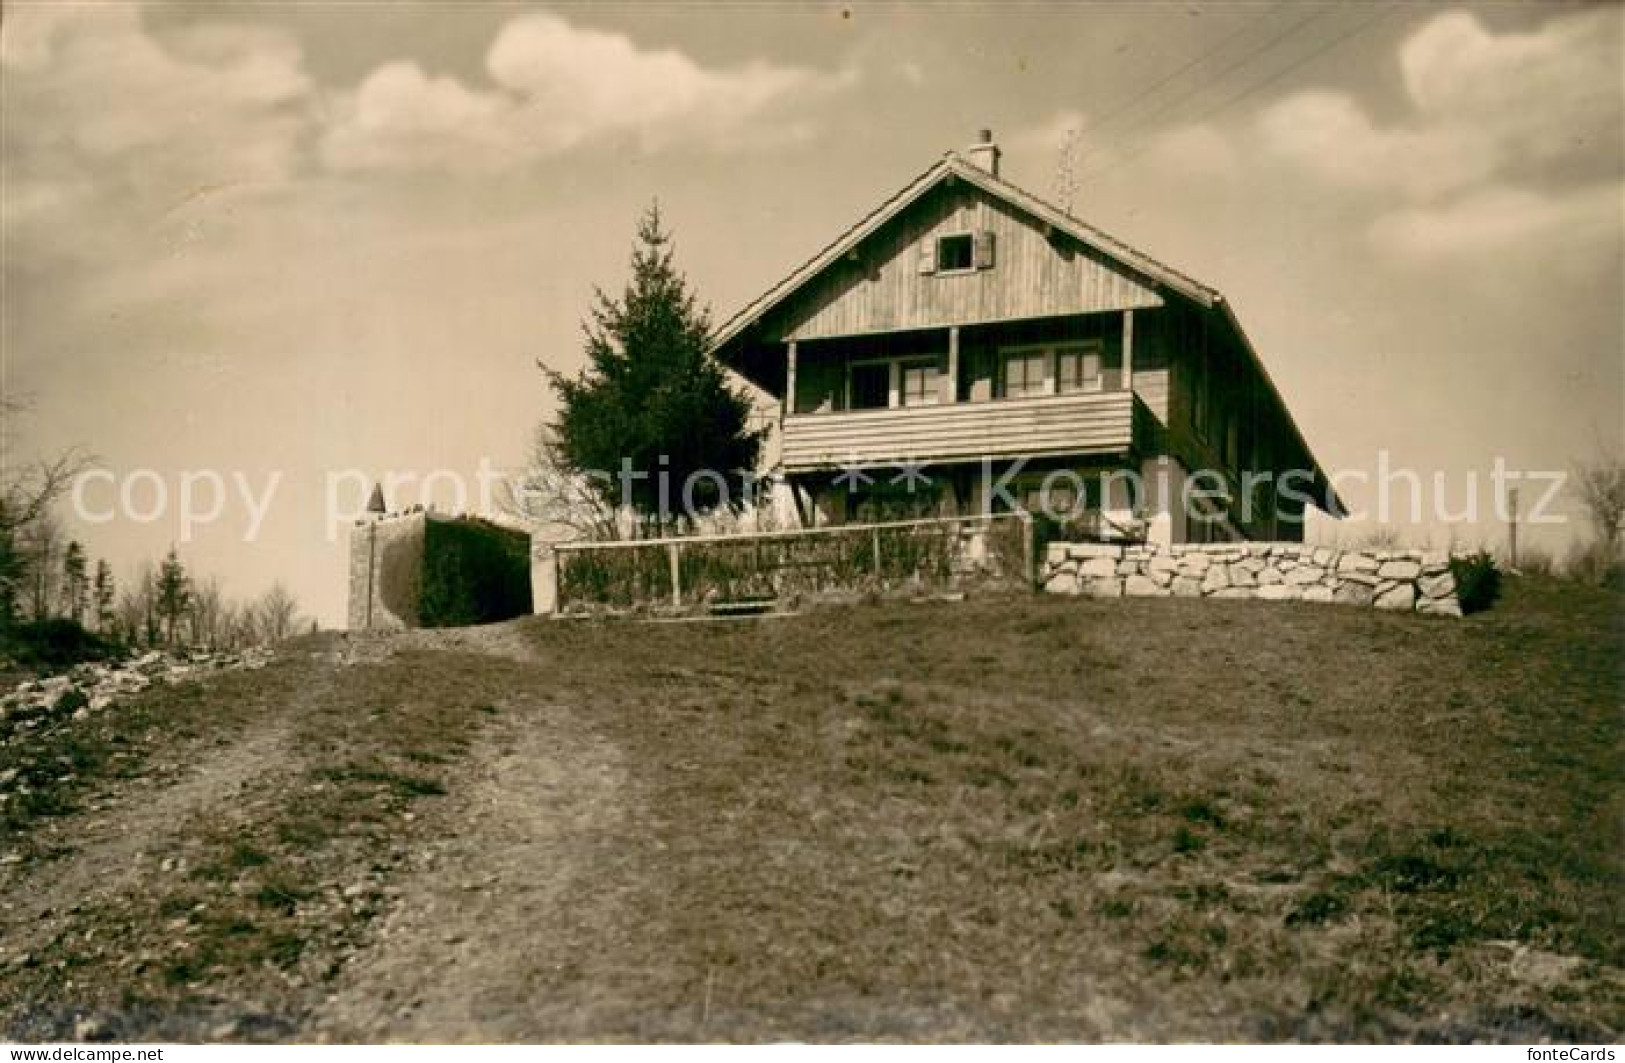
[{"xmin": 782, "ymin": 389, "xmax": 1147, "ymax": 473}]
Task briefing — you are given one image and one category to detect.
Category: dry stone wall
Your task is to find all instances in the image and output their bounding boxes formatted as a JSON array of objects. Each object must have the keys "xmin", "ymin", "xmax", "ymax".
[{"xmin": 1041, "ymin": 541, "xmax": 1462, "ymax": 617}]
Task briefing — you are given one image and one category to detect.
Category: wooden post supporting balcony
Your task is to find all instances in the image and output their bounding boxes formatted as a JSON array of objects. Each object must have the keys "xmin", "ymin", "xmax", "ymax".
[
  {"xmin": 785, "ymin": 340, "xmax": 798, "ymax": 419},
  {"xmin": 946, "ymin": 326, "xmax": 960, "ymax": 405},
  {"xmin": 1122, "ymin": 309, "xmax": 1135, "ymax": 391}
]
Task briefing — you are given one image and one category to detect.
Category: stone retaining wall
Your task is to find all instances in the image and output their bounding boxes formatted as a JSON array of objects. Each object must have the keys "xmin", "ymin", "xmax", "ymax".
[{"xmin": 1041, "ymin": 541, "xmax": 1462, "ymax": 616}]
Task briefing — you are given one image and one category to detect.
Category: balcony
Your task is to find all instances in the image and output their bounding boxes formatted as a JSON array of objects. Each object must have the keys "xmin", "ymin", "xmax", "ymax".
[{"xmin": 781, "ymin": 388, "xmax": 1151, "ymax": 473}]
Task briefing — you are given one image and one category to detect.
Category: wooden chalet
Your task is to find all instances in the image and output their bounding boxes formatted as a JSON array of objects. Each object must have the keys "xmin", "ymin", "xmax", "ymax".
[{"xmin": 710, "ymin": 131, "xmax": 1342, "ymax": 543}]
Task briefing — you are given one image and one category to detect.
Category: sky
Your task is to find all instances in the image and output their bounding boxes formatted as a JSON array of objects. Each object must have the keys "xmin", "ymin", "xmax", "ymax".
[{"xmin": 2, "ymin": 0, "xmax": 1621, "ymax": 626}]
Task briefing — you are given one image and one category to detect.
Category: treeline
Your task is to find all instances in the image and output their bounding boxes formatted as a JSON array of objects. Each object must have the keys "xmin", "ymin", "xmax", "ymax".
[
  {"xmin": 1, "ymin": 438, "xmax": 307, "ymax": 660},
  {"xmin": 5, "ymin": 522, "xmax": 306, "ymax": 653}
]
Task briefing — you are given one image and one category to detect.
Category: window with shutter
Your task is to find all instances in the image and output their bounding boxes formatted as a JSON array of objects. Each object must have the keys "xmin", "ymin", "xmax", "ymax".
[
  {"xmin": 917, "ymin": 241, "xmax": 936, "ymax": 275},
  {"xmin": 973, "ymin": 230, "xmax": 996, "ymax": 269},
  {"xmin": 935, "ymin": 234, "xmax": 974, "ymax": 272}
]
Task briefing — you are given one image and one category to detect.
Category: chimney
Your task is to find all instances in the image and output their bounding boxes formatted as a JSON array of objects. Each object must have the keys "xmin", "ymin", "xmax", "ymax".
[{"xmin": 965, "ymin": 128, "xmax": 1001, "ymax": 178}]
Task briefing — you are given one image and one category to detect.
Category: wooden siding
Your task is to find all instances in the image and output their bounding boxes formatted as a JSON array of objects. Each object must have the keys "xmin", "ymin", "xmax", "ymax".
[
  {"xmin": 772, "ymin": 183, "xmax": 1163, "ymax": 342},
  {"xmin": 782, "ymin": 390, "xmax": 1139, "ymax": 473}
]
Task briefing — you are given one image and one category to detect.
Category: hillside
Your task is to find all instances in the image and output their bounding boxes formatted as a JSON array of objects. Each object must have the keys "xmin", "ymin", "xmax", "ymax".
[{"xmin": 1, "ymin": 579, "xmax": 1620, "ymax": 1042}]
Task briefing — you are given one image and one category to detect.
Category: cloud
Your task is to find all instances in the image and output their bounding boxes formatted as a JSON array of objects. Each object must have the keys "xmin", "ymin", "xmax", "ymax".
[
  {"xmin": 319, "ymin": 60, "xmax": 528, "ymax": 174},
  {"xmin": 1257, "ymin": 90, "xmax": 1493, "ymax": 200},
  {"xmin": 1369, "ymin": 181, "xmax": 1623, "ymax": 262},
  {"xmin": 1257, "ymin": 7, "xmax": 1621, "ymax": 203},
  {"xmin": 1, "ymin": 4, "xmax": 312, "ymax": 186},
  {"xmin": 321, "ymin": 10, "xmax": 856, "ymax": 173}
]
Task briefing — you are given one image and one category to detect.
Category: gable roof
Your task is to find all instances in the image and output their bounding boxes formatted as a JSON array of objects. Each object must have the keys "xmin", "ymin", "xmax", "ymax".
[
  {"xmin": 710, "ymin": 152, "xmax": 1218, "ymax": 353},
  {"xmin": 710, "ymin": 150, "xmax": 1344, "ymax": 516}
]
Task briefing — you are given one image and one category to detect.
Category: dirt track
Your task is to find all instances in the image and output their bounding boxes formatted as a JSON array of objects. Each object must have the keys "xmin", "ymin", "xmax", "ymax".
[{"xmin": 310, "ymin": 630, "xmax": 633, "ymax": 1042}]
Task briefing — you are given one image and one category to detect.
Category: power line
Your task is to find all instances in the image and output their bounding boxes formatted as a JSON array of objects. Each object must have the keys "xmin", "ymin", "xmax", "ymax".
[
  {"xmin": 1062, "ymin": 1, "xmax": 1292, "ymax": 148},
  {"xmin": 1073, "ymin": 3, "xmax": 1342, "ymax": 176},
  {"xmin": 1077, "ymin": 3, "xmax": 1404, "ymax": 186}
]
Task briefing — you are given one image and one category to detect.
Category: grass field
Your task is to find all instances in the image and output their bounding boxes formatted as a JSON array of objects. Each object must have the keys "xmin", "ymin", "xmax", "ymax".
[{"xmin": 1, "ymin": 576, "xmax": 1619, "ymax": 1041}]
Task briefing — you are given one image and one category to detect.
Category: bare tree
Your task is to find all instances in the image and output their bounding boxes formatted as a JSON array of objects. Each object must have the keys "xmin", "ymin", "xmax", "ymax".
[
  {"xmin": 19, "ymin": 512, "xmax": 63, "ymax": 622},
  {"xmin": 114, "ymin": 560, "xmax": 161, "ymax": 648},
  {"xmin": 1, "ymin": 399, "xmax": 93, "ymax": 628},
  {"xmin": 1573, "ymin": 455, "xmax": 1625, "ymax": 556},
  {"xmin": 253, "ymin": 582, "xmax": 301, "ymax": 643},
  {"xmin": 187, "ymin": 577, "xmax": 227, "ymax": 650},
  {"xmin": 500, "ymin": 427, "xmax": 621, "ymax": 541},
  {"xmin": 113, "ymin": 578, "xmax": 149, "ymax": 648}
]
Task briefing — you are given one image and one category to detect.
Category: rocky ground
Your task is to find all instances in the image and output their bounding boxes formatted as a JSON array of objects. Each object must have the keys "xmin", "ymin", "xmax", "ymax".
[{"xmin": 1, "ymin": 647, "xmax": 273, "ymax": 755}]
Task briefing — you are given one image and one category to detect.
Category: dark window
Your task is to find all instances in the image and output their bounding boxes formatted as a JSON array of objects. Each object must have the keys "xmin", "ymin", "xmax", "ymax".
[
  {"xmin": 848, "ymin": 362, "xmax": 890, "ymax": 410},
  {"xmin": 937, "ymin": 234, "xmax": 974, "ymax": 272}
]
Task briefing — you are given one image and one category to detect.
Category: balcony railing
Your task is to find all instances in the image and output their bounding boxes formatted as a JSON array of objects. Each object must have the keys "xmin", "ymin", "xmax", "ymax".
[{"xmin": 782, "ymin": 389, "xmax": 1146, "ymax": 473}]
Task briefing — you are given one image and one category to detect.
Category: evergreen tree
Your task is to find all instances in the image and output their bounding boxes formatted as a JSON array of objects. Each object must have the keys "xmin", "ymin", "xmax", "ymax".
[
  {"xmin": 61, "ymin": 540, "xmax": 88, "ymax": 623},
  {"xmin": 544, "ymin": 204, "xmax": 764, "ymax": 535},
  {"xmin": 155, "ymin": 548, "xmax": 189, "ymax": 647},
  {"xmin": 92, "ymin": 559, "xmax": 115, "ymax": 634}
]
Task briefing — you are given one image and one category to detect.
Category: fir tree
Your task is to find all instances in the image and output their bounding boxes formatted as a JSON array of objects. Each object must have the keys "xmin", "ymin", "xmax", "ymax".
[
  {"xmin": 155, "ymin": 548, "xmax": 190, "ymax": 646},
  {"xmin": 544, "ymin": 203, "xmax": 764, "ymax": 534},
  {"xmin": 92, "ymin": 559, "xmax": 115, "ymax": 634},
  {"xmin": 61, "ymin": 540, "xmax": 88, "ymax": 623}
]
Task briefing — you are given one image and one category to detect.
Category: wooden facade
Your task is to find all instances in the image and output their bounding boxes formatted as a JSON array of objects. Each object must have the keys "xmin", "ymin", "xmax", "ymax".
[
  {"xmin": 772, "ymin": 183, "xmax": 1163, "ymax": 341},
  {"xmin": 711, "ymin": 141, "xmax": 1340, "ymax": 543}
]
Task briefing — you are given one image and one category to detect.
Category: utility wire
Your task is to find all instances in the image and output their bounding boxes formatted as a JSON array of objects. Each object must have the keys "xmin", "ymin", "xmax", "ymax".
[
  {"xmin": 1077, "ymin": 3, "xmax": 1404, "ymax": 186},
  {"xmin": 1061, "ymin": 1, "xmax": 1291, "ymax": 147},
  {"xmin": 1072, "ymin": 3, "xmax": 1341, "ymax": 174}
]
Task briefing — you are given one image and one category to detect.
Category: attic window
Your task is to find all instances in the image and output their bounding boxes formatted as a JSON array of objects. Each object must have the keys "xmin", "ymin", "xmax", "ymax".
[{"xmin": 936, "ymin": 234, "xmax": 974, "ymax": 272}]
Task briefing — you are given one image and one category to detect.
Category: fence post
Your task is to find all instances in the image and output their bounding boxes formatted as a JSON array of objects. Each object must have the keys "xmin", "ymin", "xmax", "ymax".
[
  {"xmin": 668, "ymin": 541, "xmax": 682, "ymax": 609},
  {"xmin": 551, "ymin": 547, "xmax": 562, "ymax": 617},
  {"xmin": 1021, "ymin": 513, "xmax": 1036, "ymax": 588},
  {"xmin": 872, "ymin": 527, "xmax": 883, "ymax": 581}
]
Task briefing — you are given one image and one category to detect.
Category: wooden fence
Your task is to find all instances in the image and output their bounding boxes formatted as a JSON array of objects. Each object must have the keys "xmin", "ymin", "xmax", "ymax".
[{"xmin": 550, "ymin": 512, "xmax": 1035, "ymax": 616}]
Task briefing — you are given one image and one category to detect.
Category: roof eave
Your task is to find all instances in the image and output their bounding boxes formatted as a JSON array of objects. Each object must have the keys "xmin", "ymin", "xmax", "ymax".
[{"xmin": 1213, "ymin": 299, "xmax": 1347, "ymax": 518}]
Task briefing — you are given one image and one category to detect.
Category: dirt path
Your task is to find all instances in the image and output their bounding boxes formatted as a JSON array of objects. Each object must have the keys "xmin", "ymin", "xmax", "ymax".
[
  {"xmin": 0, "ymin": 721, "xmax": 295, "ymax": 963},
  {"xmin": 309, "ymin": 626, "xmax": 631, "ymax": 1043}
]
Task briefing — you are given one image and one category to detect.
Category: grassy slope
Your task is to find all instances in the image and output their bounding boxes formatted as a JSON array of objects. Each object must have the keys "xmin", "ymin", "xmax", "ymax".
[
  {"xmin": 520, "ymin": 576, "xmax": 1623, "ymax": 1041},
  {"xmin": 2, "ymin": 576, "xmax": 1620, "ymax": 1041}
]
